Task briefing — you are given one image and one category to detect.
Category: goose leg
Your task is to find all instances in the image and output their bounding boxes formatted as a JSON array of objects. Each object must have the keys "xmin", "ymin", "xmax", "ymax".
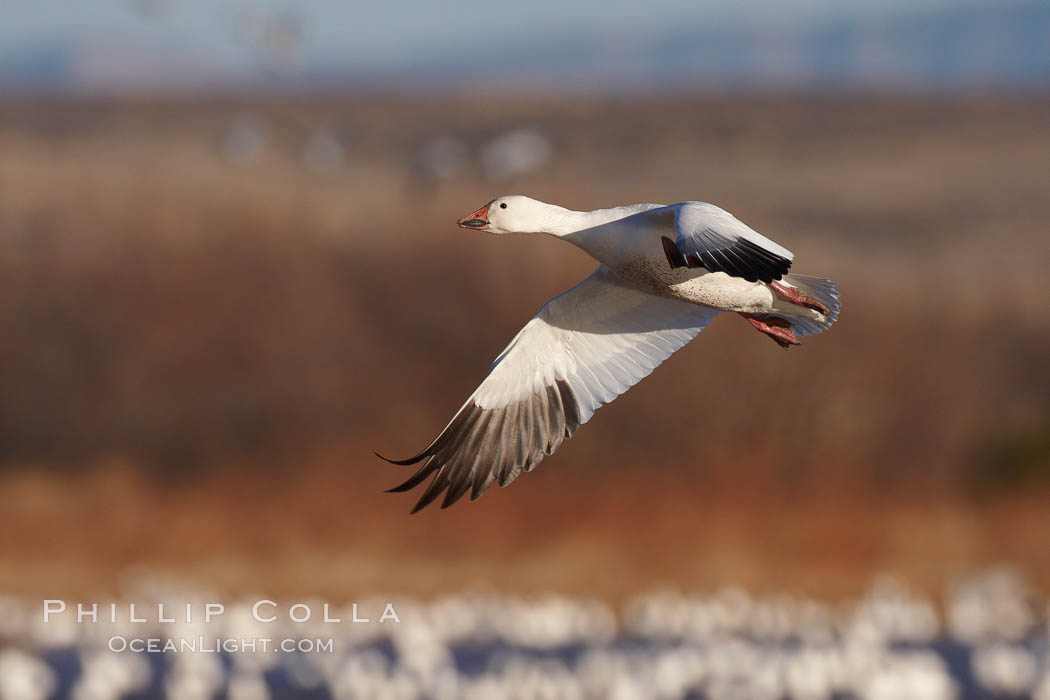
[
  {"xmin": 739, "ymin": 313, "xmax": 799, "ymax": 349},
  {"xmin": 769, "ymin": 280, "xmax": 830, "ymax": 315}
]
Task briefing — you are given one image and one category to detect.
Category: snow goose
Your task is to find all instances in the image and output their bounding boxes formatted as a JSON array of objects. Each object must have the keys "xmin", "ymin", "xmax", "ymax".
[{"xmin": 380, "ymin": 196, "xmax": 840, "ymax": 512}]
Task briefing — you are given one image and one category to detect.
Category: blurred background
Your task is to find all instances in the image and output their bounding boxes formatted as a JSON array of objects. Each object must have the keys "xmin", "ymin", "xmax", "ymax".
[{"xmin": 1, "ymin": 0, "xmax": 1049, "ymax": 697}]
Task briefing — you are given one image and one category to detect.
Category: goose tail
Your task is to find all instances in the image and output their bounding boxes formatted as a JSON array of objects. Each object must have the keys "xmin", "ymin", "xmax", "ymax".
[{"xmin": 779, "ymin": 274, "xmax": 841, "ymax": 338}]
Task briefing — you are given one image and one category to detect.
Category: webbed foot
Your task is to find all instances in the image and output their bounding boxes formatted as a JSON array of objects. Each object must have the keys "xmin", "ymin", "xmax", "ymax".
[{"xmin": 740, "ymin": 313, "xmax": 799, "ymax": 349}]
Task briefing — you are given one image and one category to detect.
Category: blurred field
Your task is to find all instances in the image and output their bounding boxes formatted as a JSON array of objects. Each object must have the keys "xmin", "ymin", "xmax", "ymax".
[{"xmin": 0, "ymin": 94, "xmax": 1048, "ymax": 601}]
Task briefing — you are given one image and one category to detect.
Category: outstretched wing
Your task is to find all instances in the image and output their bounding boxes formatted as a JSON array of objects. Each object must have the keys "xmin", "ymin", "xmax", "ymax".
[
  {"xmin": 657, "ymin": 202, "xmax": 794, "ymax": 283},
  {"xmin": 379, "ymin": 266, "xmax": 721, "ymax": 512}
]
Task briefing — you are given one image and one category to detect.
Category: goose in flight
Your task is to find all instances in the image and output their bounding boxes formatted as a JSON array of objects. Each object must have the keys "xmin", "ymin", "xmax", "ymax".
[{"xmin": 379, "ymin": 196, "xmax": 840, "ymax": 512}]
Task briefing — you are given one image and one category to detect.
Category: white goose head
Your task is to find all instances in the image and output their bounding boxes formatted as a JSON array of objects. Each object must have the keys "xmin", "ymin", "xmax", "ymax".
[{"xmin": 456, "ymin": 195, "xmax": 565, "ymax": 235}]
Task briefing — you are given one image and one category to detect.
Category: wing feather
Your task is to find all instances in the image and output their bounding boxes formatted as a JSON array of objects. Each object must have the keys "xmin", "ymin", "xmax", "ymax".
[
  {"xmin": 379, "ymin": 266, "xmax": 720, "ymax": 511},
  {"xmin": 651, "ymin": 203, "xmax": 794, "ymax": 283}
]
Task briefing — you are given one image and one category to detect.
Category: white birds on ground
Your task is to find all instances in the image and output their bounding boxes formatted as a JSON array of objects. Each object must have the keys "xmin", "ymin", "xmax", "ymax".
[
  {"xmin": 480, "ymin": 128, "xmax": 552, "ymax": 181},
  {"xmin": 0, "ymin": 572, "xmax": 1044, "ymax": 698},
  {"xmin": 72, "ymin": 651, "xmax": 151, "ymax": 700},
  {"xmin": 380, "ymin": 195, "xmax": 840, "ymax": 512},
  {"xmin": 301, "ymin": 130, "xmax": 345, "ymax": 175},
  {"xmin": 415, "ymin": 129, "xmax": 549, "ymax": 185},
  {"xmin": 0, "ymin": 650, "xmax": 56, "ymax": 700},
  {"xmin": 416, "ymin": 137, "xmax": 470, "ymax": 183},
  {"xmin": 220, "ymin": 117, "xmax": 268, "ymax": 167}
]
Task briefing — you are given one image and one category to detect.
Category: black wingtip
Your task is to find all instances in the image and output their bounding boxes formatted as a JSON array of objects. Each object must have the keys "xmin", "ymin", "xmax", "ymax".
[
  {"xmin": 409, "ymin": 492, "xmax": 436, "ymax": 514},
  {"xmin": 375, "ymin": 450, "xmax": 430, "ymax": 466},
  {"xmin": 661, "ymin": 236, "xmax": 687, "ymax": 269},
  {"xmin": 668, "ymin": 232, "xmax": 792, "ymax": 283}
]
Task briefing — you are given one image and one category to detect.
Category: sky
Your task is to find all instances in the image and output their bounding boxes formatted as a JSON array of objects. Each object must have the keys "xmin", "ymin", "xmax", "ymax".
[
  {"xmin": 0, "ymin": 0, "xmax": 971, "ymax": 67},
  {"xmin": 1, "ymin": 0, "xmax": 1042, "ymax": 91}
]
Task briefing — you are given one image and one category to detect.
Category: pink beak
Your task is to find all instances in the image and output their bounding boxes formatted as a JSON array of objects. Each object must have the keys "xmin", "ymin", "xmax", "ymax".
[{"xmin": 457, "ymin": 204, "xmax": 490, "ymax": 229}]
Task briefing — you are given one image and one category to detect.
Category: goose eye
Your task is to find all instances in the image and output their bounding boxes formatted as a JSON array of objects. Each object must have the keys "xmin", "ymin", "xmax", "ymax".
[{"xmin": 500, "ymin": 203, "xmax": 507, "ymax": 209}]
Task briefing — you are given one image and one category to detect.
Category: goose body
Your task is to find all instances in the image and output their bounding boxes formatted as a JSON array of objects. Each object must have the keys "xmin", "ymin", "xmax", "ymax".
[{"xmin": 381, "ymin": 196, "xmax": 840, "ymax": 512}]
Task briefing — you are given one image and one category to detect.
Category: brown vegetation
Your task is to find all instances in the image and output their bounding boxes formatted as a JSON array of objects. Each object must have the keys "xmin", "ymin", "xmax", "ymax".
[{"xmin": 0, "ymin": 95, "xmax": 1047, "ymax": 599}]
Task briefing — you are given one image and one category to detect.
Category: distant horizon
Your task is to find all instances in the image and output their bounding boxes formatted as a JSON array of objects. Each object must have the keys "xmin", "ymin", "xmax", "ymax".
[
  {"xmin": 0, "ymin": 0, "xmax": 980, "ymax": 58},
  {"xmin": 1, "ymin": 0, "xmax": 1046, "ymax": 94}
]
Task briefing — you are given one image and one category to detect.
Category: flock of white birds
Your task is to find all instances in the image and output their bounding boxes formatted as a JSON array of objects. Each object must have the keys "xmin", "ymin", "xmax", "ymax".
[
  {"xmin": 0, "ymin": 570, "xmax": 1047, "ymax": 699},
  {"xmin": 218, "ymin": 116, "xmax": 552, "ymax": 183},
  {"xmin": 416, "ymin": 129, "xmax": 553, "ymax": 183}
]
